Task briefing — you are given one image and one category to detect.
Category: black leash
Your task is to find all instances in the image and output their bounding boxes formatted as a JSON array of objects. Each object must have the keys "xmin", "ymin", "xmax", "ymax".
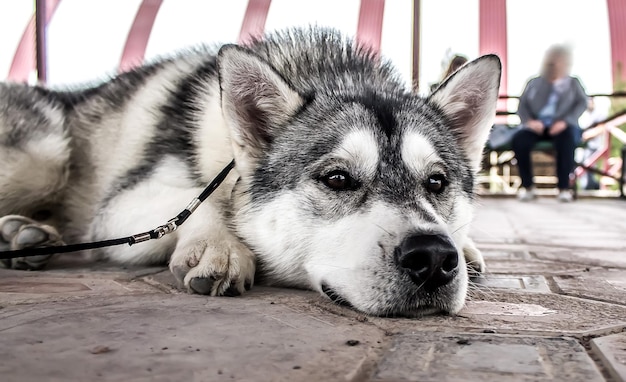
[{"xmin": 0, "ymin": 160, "xmax": 235, "ymax": 260}]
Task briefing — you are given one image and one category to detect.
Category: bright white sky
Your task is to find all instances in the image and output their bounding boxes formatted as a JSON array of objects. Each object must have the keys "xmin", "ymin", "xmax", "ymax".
[{"xmin": 0, "ymin": 0, "xmax": 614, "ymax": 96}]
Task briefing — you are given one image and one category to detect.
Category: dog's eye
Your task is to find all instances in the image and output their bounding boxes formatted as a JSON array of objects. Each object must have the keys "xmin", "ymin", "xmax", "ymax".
[
  {"xmin": 426, "ymin": 174, "xmax": 448, "ymax": 194},
  {"xmin": 321, "ymin": 170, "xmax": 359, "ymax": 191}
]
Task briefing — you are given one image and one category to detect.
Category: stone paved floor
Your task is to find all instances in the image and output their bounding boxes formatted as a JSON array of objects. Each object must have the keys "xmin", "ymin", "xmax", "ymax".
[{"xmin": 0, "ymin": 197, "xmax": 625, "ymax": 381}]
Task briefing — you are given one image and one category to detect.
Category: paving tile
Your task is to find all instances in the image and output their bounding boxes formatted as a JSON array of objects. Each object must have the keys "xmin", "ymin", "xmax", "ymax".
[
  {"xmin": 458, "ymin": 293, "xmax": 626, "ymax": 336},
  {"xmin": 554, "ymin": 268, "xmax": 626, "ymax": 305},
  {"xmin": 0, "ymin": 275, "xmax": 160, "ymax": 306},
  {"xmin": 480, "ymin": 249, "xmax": 533, "ymax": 261},
  {"xmin": 0, "ymin": 289, "xmax": 383, "ymax": 382},
  {"xmin": 373, "ymin": 332, "xmax": 604, "ymax": 381},
  {"xmin": 478, "ymin": 247, "xmax": 592, "ymax": 275},
  {"xmin": 372, "ymin": 292, "xmax": 626, "ymax": 337},
  {"xmin": 1, "ymin": 260, "xmax": 167, "ymax": 281},
  {"xmin": 591, "ymin": 332, "xmax": 626, "ymax": 382},
  {"xmin": 536, "ymin": 236, "xmax": 626, "ymax": 253},
  {"xmin": 473, "ymin": 275, "xmax": 551, "ymax": 293},
  {"xmin": 484, "ymin": 259, "xmax": 589, "ymax": 275},
  {"xmin": 46, "ymin": 255, "xmax": 168, "ymax": 280},
  {"xmin": 472, "ymin": 199, "xmax": 626, "ymax": 254},
  {"xmin": 535, "ymin": 249, "xmax": 626, "ymax": 269}
]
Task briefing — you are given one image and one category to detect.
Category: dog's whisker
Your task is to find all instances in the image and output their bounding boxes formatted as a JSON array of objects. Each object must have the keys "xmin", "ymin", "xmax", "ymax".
[
  {"xmin": 307, "ymin": 263, "xmax": 352, "ymax": 270},
  {"xmin": 464, "ymin": 259, "xmax": 485, "ymax": 268},
  {"xmin": 451, "ymin": 221, "xmax": 473, "ymax": 235},
  {"xmin": 372, "ymin": 223, "xmax": 393, "ymax": 236},
  {"xmin": 466, "ymin": 279, "xmax": 497, "ymax": 300}
]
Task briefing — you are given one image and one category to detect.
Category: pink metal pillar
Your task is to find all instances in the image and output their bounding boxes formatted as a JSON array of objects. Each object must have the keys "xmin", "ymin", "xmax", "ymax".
[
  {"xmin": 35, "ymin": 0, "xmax": 48, "ymax": 82},
  {"xmin": 479, "ymin": 0, "xmax": 507, "ymax": 96},
  {"xmin": 412, "ymin": 0, "xmax": 421, "ymax": 91},
  {"xmin": 119, "ymin": 0, "xmax": 163, "ymax": 73},
  {"xmin": 607, "ymin": 0, "xmax": 626, "ymax": 90},
  {"xmin": 238, "ymin": 0, "xmax": 272, "ymax": 45},
  {"xmin": 356, "ymin": 0, "xmax": 385, "ymax": 53}
]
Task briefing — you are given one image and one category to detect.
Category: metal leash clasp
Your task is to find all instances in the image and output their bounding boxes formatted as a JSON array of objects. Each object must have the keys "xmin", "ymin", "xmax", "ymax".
[
  {"xmin": 129, "ymin": 218, "xmax": 179, "ymax": 245},
  {"xmin": 153, "ymin": 218, "xmax": 179, "ymax": 239}
]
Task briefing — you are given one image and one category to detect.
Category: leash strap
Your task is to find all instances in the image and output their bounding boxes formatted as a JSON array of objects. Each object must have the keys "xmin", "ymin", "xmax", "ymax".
[{"xmin": 0, "ymin": 160, "xmax": 235, "ymax": 260}]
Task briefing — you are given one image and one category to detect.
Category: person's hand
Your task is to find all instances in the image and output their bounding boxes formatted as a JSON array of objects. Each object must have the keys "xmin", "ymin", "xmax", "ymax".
[
  {"xmin": 549, "ymin": 120, "xmax": 567, "ymax": 136},
  {"xmin": 525, "ymin": 120, "xmax": 544, "ymax": 135}
]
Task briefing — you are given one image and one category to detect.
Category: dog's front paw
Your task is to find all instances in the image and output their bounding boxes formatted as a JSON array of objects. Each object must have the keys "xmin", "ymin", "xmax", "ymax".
[
  {"xmin": 0, "ymin": 215, "xmax": 63, "ymax": 270},
  {"xmin": 169, "ymin": 238, "xmax": 255, "ymax": 296},
  {"xmin": 463, "ymin": 238, "xmax": 485, "ymax": 277}
]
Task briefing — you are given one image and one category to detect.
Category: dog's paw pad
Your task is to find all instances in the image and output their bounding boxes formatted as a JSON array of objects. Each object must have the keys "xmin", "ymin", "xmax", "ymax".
[
  {"xmin": 14, "ymin": 226, "xmax": 49, "ymax": 247},
  {"xmin": 0, "ymin": 215, "xmax": 63, "ymax": 270},
  {"xmin": 1, "ymin": 217, "xmax": 28, "ymax": 242},
  {"xmin": 188, "ymin": 276, "xmax": 217, "ymax": 295}
]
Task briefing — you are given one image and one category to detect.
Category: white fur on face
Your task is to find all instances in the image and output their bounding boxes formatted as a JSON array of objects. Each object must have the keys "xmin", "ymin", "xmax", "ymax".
[
  {"xmin": 242, "ymin": 195, "xmax": 405, "ymax": 286},
  {"xmin": 400, "ymin": 131, "xmax": 448, "ymax": 228},
  {"xmin": 304, "ymin": 200, "xmax": 402, "ymax": 275},
  {"xmin": 400, "ymin": 132, "xmax": 471, "ymax": 311},
  {"xmin": 400, "ymin": 131, "xmax": 442, "ymax": 175},
  {"xmin": 336, "ymin": 129, "xmax": 379, "ymax": 177},
  {"xmin": 241, "ymin": 188, "xmax": 469, "ymax": 315}
]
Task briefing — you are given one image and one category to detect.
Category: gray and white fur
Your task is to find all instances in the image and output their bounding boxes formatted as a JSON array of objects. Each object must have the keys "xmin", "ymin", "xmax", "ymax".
[{"xmin": 0, "ymin": 28, "xmax": 500, "ymax": 316}]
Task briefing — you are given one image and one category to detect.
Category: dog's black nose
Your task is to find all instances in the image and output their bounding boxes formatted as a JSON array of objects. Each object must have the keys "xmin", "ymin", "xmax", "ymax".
[{"xmin": 394, "ymin": 233, "xmax": 459, "ymax": 290}]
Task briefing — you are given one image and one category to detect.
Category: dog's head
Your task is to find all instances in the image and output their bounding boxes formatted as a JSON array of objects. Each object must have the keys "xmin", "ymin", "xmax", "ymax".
[{"xmin": 217, "ymin": 42, "xmax": 500, "ymax": 316}]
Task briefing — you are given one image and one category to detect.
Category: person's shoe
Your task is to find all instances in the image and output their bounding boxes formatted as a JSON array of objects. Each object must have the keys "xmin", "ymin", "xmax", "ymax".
[
  {"xmin": 517, "ymin": 188, "xmax": 536, "ymax": 202},
  {"xmin": 557, "ymin": 190, "xmax": 573, "ymax": 203}
]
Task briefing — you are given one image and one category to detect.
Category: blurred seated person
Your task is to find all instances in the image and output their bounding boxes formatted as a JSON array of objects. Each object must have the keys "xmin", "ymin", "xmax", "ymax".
[{"xmin": 512, "ymin": 45, "xmax": 587, "ymax": 202}]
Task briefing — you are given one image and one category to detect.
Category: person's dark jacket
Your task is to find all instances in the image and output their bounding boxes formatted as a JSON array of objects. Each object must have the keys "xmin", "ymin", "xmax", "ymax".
[{"xmin": 517, "ymin": 76, "xmax": 587, "ymax": 127}]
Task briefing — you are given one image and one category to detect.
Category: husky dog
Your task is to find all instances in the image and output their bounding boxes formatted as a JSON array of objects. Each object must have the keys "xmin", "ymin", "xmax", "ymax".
[{"xmin": 0, "ymin": 28, "xmax": 500, "ymax": 316}]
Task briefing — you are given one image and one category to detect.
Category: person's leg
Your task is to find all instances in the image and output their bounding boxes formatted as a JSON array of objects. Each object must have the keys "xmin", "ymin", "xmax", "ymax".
[
  {"xmin": 551, "ymin": 125, "xmax": 578, "ymax": 190},
  {"xmin": 511, "ymin": 128, "xmax": 542, "ymax": 188}
]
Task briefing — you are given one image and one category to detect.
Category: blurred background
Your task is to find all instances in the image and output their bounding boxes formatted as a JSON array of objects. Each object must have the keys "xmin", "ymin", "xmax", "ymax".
[
  {"xmin": 1, "ymin": 0, "xmax": 622, "ymax": 96},
  {"xmin": 2, "ymin": 0, "xmax": 625, "ymax": 195}
]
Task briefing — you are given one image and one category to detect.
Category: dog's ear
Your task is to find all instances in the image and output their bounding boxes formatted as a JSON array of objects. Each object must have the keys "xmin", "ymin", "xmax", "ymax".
[
  {"xmin": 428, "ymin": 55, "xmax": 501, "ymax": 171},
  {"xmin": 217, "ymin": 44, "xmax": 305, "ymax": 160}
]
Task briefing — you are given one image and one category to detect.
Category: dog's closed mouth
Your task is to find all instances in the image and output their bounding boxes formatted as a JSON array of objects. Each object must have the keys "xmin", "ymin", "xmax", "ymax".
[{"xmin": 321, "ymin": 284, "xmax": 353, "ymax": 308}]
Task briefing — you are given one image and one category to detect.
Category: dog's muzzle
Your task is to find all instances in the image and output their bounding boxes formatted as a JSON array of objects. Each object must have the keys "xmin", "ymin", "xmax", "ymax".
[{"xmin": 393, "ymin": 233, "xmax": 459, "ymax": 291}]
